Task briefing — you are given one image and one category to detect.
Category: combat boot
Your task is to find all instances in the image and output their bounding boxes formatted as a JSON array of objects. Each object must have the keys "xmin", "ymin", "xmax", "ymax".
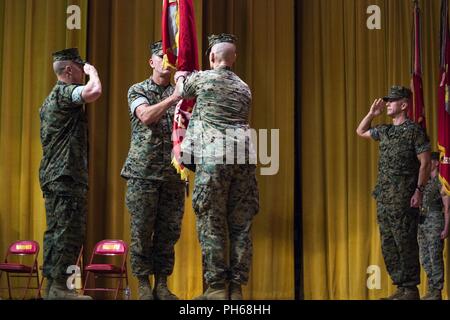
[
  {"xmin": 193, "ymin": 282, "xmax": 227, "ymax": 300},
  {"xmin": 138, "ymin": 275, "xmax": 154, "ymax": 300},
  {"xmin": 47, "ymin": 281, "xmax": 92, "ymax": 300},
  {"xmin": 229, "ymin": 282, "xmax": 243, "ymax": 300},
  {"xmin": 422, "ymin": 289, "xmax": 442, "ymax": 300},
  {"xmin": 43, "ymin": 278, "xmax": 53, "ymax": 300},
  {"xmin": 394, "ymin": 286, "xmax": 420, "ymax": 300},
  {"xmin": 380, "ymin": 287, "xmax": 404, "ymax": 300},
  {"xmin": 153, "ymin": 274, "xmax": 179, "ymax": 300}
]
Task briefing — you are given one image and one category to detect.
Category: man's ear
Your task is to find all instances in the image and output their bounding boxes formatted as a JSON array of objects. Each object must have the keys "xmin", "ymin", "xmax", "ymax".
[
  {"xmin": 149, "ymin": 57, "xmax": 154, "ymax": 69},
  {"xmin": 401, "ymin": 100, "xmax": 409, "ymax": 111}
]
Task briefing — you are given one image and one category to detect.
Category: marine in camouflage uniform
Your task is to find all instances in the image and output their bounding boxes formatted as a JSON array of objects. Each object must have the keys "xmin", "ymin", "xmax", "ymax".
[
  {"xmin": 418, "ymin": 152, "xmax": 449, "ymax": 300},
  {"xmin": 39, "ymin": 48, "xmax": 101, "ymax": 300},
  {"xmin": 177, "ymin": 34, "xmax": 259, "ymax": 300},
  {"xmin": 121, "ymin": 41, "xmax": 184, "ymax": 300},
  {"xmin": 357, "ymin": 86, "xmax": 431, "ymax": 300}
]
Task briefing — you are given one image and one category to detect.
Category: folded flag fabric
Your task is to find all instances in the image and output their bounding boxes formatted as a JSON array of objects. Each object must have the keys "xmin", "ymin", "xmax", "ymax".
[{"xmin": 162, "ymin": 0, "xmax": 199, "ymax": 181}]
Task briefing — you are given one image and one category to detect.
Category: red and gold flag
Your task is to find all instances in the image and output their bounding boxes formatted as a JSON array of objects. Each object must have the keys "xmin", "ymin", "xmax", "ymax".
[
  {"xmin": 438, "ymin": 0, "xmax": 450, "ymax": 195},
  {"xmin": 162, "ymin": 0, "xmax": 199, "ymax": 180}
]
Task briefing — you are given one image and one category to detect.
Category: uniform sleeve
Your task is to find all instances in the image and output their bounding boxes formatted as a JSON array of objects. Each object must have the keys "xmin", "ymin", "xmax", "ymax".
[
  {"xmin": 60, "ymin": 84, "xmax": 85, "ymax": 106},
  {"xmin": 128, "ymin": 85, "xmax": 150, "ymax": 117},
  {"xmin": 415, "ymin": 127, "xmax": 431, "ymax": 155},
  {"xmin": 370, "ymin": 125, "xmax": 385, "ymax": 141},
  {"xmin": 181, "ymin": 72, "xmax": 201, "ymax": 99},
  {"xmin": 71, "ymin": 86, "xmax": 86, "ymax": 105}
]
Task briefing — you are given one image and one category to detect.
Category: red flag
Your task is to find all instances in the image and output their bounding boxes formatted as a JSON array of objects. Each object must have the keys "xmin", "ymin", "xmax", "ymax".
[
  {"xmin": 438, "ymin": 0, "xmax": 450, "ymax": 195},
  {"xmin": 411, "ymin": 1, "xmax": 426, "ymax": 129},
  {"xmin": 162, "ymin": 0, "xmax": 199, "ymax": 181}
]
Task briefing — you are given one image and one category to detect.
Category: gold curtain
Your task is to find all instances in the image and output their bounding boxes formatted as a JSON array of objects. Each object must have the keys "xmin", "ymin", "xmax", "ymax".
[
  {"xmin": 0, "ymin": 0, "xmax": 294, "ymax": 300},
  {"xmin": 0, "ymin": 0, "xmax": 87, "ymax": 296},
  {"xmin": 301, "ymin": 0, "xmax": 445, "ymax": 300}
]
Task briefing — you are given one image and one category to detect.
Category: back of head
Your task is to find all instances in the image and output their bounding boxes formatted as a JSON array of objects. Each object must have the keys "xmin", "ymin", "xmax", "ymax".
[
  {"xmin": 211, "ymin": 42, "xmax": 236, "ymax": 65},
  {"xmin": 51, "ymin": 48, "xmax": 85, "ymax": 76},
  {"xmin": 206, "ymin": 33, "xmax": 238, "ymax": 67}
]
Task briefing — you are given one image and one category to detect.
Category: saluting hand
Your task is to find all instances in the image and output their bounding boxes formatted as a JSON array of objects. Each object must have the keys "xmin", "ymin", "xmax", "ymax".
[
  {"xmin": 83, "ymin": 63, "xmax": 98, "ymax": 76},
  {"xmin": 369, "ymin": 99, "xmax": 385, "ymax": 117}
]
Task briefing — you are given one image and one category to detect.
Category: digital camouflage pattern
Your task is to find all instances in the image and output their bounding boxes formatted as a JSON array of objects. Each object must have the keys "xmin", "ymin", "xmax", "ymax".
[
  {"xmin": 39, "ymin": 81, "xmax": 88, "ymax": 188},
  {"xmin": 39, "ymin": 81, "xmax": 88, "ymax": 282},
  {"xmin": 205, "ymin": 33, "xmax": 237, "ymax": 56},
  {"xmin": 377, "ymin": 204, "xmax": 420, "ymax": 286},
  {"xmin": 371, "ymin": 118, "xmax": 430, "ymax": 287},
  {"xmin": 122, "ymin": 78, "xmax": 184, "ymax": 277},
  {"xmin": 418, "ymin": 176, "xmax": 444, "ymax": 290},
  {"xmin": 126, "ymin": 179, "xmax": 184, "ymax": 276},
  {"xmin": 193, "ymin": 164, "xmax": 259, "ymax": 285},
  {"xmin": 181, "ymin": 67, "xmax": 259, "ymax": 286},
  {"xmin": 52, "ymin": 48, "xmax": 85, "ymax": 65},
  {"xmin": 121, "ymin": 78, "xmax": 179, "ymax": 181},
  {"xmin": 42, "ymin": 181, "xmax": 87, "ymax": 281},
  {"xmin": 181, "ymin": 67, "xmax": 254, "ymax": 163},
  {"xmin": 371, "ymin": 119, "xmax": 430, "ymax": 205}
]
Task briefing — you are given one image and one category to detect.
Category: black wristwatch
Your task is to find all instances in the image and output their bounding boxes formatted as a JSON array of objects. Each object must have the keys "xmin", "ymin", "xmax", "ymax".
[{"xmin": 416, "ymin": 185, "xmax": 425, "ymax": 193}]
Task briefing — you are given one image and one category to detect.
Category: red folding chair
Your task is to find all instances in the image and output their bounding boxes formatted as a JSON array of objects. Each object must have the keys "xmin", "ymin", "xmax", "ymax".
[
  {"xmin": 82, "ymin": 240, "xmax": 128, "ymax": 300},
  {"xmin": 0, "ymin": 240, "xmax": 41, "ymax": 300}
]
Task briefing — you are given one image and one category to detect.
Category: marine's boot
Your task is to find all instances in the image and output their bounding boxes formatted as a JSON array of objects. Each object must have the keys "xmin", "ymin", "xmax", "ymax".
[
  {"xmin": 380, "ymin": 287, "xmax": 405, "ymax": 300},
  {"xmin": 153, "ymin": 274, "xmax": 179, "ymax": 300},
  {"xmin": 193, "ymin": 282, "xmax": 227, "ymax": 300},
  {"xmin": 421, "ymin": 289, "xmax": 442, "ymax": 300},
  {"xmin": 394, "ymin": 286, "xmax": 420, "ymax": 300},
  {"xmin": 229, "ymin": 282, "xmax": 243, "ymax": 300},
  {"xmin": 43, "ymin": 278, "xmax": 53, "ymax": 300},
  {"xmin": 47, "ymin": 281, "xmax": 92, "ymax": 300},
  {"xmin": 138, "ymin": 275, "xmax": 154, "ymax": 300}
]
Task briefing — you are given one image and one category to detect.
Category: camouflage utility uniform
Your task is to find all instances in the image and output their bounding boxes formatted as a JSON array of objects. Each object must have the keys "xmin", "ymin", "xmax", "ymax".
[
  {"xmin": 121, "ymin": 78, "xmax": 184, "ymax": 277},
  {"xmin": 39, "ymin": 80, "xmax": 88, "ymax": 282},
  {"xmin": 370, "ymin": 119, "xmax": 430, "ymax": 288},
  {"xmin": 181, "ymin": 66, "xmax": 259, "ymax": 287},
  {"xmin": 418, "ymin": 176, "xmax": 444, "ymax": 291}
]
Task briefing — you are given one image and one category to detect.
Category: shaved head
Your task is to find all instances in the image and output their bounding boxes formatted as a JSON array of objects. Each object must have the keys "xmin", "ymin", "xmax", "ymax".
[
  {"xmin": 53, "ymin": 60, "xmax": 71, "ymax": 75},
  {"xmin": 211, "ymin": 42, "xmax": 236, "ymax": 65}
]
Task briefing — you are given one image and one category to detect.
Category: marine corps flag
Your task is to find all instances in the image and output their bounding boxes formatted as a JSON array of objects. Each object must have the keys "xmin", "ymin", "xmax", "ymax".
[
  {"xmin": 410, "ymin": 0, "xmax": 426, "ymax": 129},
  {"xmin": 438, "ymin": 0, "xmax": 450, "ymax": 195},
  {"xmin": 162, "ymin": 0, "xmax": 199, "ymax": 181}
]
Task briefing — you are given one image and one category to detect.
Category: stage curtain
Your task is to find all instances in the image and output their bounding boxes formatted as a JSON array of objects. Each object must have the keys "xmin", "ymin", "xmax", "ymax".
[
  {"xmin": 300, "ymin": 0, "xmax": 445, "ymax": 299},
  {"xmin": 0, "ymin": 0, "xmax": 87, "ymax": 297},
  {"xmin": 202, "ymin": 0, "xmax": 295, "ymax": 299},
  {"xmin": 0, "ymin": 0, "xmax": 294, "ymax": 300}
]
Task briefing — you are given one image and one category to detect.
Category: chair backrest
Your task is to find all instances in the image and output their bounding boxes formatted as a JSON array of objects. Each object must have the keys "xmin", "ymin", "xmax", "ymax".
[
  {"xmin": 93, "ymin": 240, "xmax": 127, "ymax": 256},
  {"xmin": 6, "ymin": 240, "xmax": 39, "ymax": 258}
]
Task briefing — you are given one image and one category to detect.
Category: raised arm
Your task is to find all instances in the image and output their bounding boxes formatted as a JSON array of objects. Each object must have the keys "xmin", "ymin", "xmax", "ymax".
[
  {"xmin": 356, "ymin": 98, "xmax": 385, "ymax": 139},
  {"xmin": 135, "ymin": 94, "xmax": 181, "ymax": 126},
  {"xmin": 81, "ymin": 63, "xmax": 102, "ymax": 103}
]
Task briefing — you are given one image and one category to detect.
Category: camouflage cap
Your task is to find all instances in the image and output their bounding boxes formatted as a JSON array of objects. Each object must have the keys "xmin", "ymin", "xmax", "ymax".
[
  {"xmin": 150, "ymin": 40, "xmax": 163, "ymax": 57},
  {"xmin": 382, "ymin": 85, "xmax": 412, "ymax": 102},
  {"xmin": 205, "ymin": 33, "xmax": 237, "ymax": 56},
  {"xmin": 52, "ymin": 48, "xmax": 85, "ymax": 65},
  {"xmin": 431, "ymin": 152, "xmax": 440, "ymax": 161}
]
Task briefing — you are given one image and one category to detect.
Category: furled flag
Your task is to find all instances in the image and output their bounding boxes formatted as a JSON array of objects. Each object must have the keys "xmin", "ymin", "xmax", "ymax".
[
  {"xmin": 162, "ymin": 0, "xmax": 199, "ymax": 181},
  {"xmin": 438, "ymin": 0, "xmax": 450, "ymax": 195},
  {"xmin": 410, "ymin": 0, "xmax": 426, "ymax": 129}
]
